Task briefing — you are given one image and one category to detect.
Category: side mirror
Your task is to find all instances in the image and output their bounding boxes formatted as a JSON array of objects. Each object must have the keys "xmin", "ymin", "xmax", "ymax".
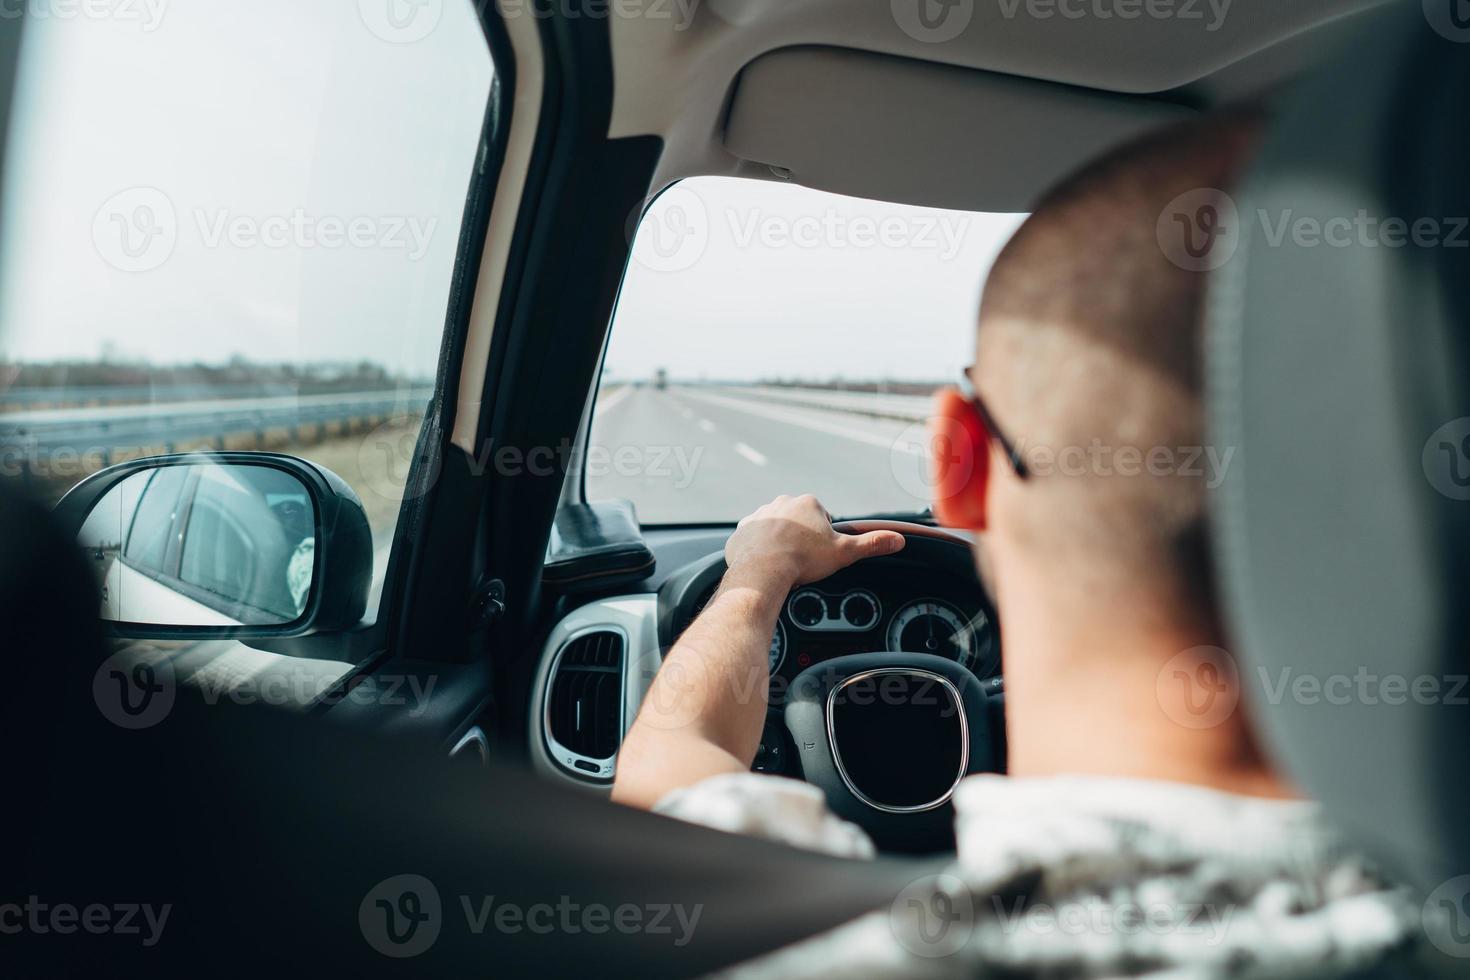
[{"xmin": 54, "ymin": 452, "xmax": 373, "ymax": 638}]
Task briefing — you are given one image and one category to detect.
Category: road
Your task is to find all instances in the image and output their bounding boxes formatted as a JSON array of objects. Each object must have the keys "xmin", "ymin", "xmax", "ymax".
[{"xmin": 587, "ymin": 385, "xmax": 936, "ymax": 523}]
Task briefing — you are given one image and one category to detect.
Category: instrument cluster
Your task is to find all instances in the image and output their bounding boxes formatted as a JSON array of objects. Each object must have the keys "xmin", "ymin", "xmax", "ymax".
[{"xmin": 685, "ymin": 567, "xmax": 998, "ymax": 701}]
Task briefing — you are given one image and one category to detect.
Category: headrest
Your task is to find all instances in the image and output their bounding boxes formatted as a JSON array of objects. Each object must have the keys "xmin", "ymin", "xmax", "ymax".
[{"xmin": 1206, "ymin": 5, "xmax": 1470, "ymax": 890}]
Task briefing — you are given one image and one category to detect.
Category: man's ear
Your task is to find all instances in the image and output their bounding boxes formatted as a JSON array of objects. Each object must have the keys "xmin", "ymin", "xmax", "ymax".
[{"xmin": 930, "ymin": 388, "xmax": 991, "ymax": 531}]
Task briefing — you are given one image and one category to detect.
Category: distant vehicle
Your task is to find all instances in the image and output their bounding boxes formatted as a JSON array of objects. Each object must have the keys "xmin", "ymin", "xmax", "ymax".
[{"xmin": 653, "ymin": 368, "xmax": 667, "ymax": 391}]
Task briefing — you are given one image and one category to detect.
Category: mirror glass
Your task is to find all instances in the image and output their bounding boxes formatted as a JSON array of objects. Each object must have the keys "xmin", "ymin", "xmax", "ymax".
[{"xmin": 77, "ymin": 462, "xmax": 316, "ymax": 626}]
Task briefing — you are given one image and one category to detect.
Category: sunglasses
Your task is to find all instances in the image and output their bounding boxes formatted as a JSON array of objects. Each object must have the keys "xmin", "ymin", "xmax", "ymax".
[{"xmin": 957, "ymin": 369, "xmax": 1029, "ymax": 480}]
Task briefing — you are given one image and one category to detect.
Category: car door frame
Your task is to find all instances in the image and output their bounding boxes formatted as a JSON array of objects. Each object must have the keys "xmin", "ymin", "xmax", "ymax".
[{"xmin": 319, "ymin": 0, "xmax": 663, "ymax": 758}]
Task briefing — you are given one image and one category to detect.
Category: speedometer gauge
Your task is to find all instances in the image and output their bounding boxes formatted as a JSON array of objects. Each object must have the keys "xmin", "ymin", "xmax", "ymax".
[
  {"xmin": 695, "ymin": 583, "xmax": 787, "ymax": 674},
  {"xmin": 699, "ymin": 581, "xmax": 793, "ymax": 675},
  {"xmin": 769, "ymin": 620, "xmax": 787, "ymax": 674},
  {"xmin": 887, "ymin": 599, "xmax": 985, "ymax": 669}
]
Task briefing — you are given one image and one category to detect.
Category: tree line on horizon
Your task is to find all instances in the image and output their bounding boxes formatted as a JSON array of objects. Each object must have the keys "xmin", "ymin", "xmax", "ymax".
[{"xmin": 0, "ymin": 356, "xmax": 429, "ymax": 393}]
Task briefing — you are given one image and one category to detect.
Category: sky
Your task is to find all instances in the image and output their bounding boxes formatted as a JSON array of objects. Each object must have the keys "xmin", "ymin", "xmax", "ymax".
[
  {"xmin": 0, "ymin": 0, "xmax": 494, "ymax": 379},
  {"xmin": 610, "ymin": 179, "xmax": 1027, "ymax": 383},
  {"xmin": 0, "ymin": 1, "xmax": 1027, "ymax": 386}
]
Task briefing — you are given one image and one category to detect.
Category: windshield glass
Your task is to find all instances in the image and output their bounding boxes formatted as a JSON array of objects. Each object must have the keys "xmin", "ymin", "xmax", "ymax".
[{"xmin": 588, "ymin": 176, "xmax": 1026, "ymax": 524}]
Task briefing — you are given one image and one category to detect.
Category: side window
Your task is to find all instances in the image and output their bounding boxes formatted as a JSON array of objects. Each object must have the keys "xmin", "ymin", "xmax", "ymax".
[
  {"xmin": 0, "ymin": 1, "xmax": 497, "ymax": 634},
  {"xmin": 178, "ymin": 467, "xmax": 311, "ymax": 620},
  {"xmin": 122, "ymin": 466, "xmax": 188, "ymax": 574},
  {"xmin": 178, "ymin": 495, "xmax": 256, "ymax": 612}
]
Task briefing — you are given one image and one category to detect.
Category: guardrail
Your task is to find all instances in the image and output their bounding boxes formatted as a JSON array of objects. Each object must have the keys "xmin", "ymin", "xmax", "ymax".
[
  {"xmin": 0, "ymin": 382, "xmax": 416, "ymax": 411},
  {"xmin": 0, "ymin": 388, "xmax": 435, "ymax": 474}
]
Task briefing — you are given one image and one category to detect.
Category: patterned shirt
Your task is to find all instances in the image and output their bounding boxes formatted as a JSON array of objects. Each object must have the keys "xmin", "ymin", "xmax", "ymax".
[{"xmin": 656, "ymin": 772, "xmax": 1430, "ymax": 978}]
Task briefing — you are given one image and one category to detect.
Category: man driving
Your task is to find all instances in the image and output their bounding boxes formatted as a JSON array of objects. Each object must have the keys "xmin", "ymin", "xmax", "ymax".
[{"xmin": 612, "ymin": 108, "xmax": 1425, "ymax": 976}]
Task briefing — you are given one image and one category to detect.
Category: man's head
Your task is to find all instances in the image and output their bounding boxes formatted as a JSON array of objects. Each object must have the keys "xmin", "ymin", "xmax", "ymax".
[{"xmin": 933, "ymin": 107, "xmax": 1263, "ymax": 624}]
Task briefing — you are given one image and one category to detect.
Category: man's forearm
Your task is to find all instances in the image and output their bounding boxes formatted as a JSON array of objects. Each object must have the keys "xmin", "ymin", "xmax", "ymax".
[
  {"xmin": 611, "ymin": 565, "xmax": 788, "ymax": 809},
  {"xmin": 610, "ymin": 494, "xmax": 904, "ymax": 810}
]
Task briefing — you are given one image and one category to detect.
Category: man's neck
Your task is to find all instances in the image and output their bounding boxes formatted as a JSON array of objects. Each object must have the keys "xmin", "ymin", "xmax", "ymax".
[{"xmin": 993, "ymin": 564, "xmax": 1294, "ymax": 800}]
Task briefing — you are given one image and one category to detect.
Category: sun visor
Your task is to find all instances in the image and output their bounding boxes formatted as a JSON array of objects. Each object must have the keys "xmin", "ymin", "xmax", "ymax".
[{"xmin": 724, "ymin": 46, "xmax": 1193, "ymax": 214}]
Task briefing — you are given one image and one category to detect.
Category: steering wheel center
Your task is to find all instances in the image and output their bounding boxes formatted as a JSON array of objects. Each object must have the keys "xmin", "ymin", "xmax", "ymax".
[{"xmin": 784, "ymin": 651, "xmax": 1000, "ymax": 854}]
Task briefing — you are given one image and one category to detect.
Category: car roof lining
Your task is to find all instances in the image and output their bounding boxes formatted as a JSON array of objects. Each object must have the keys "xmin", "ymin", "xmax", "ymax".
[{"xmin": 605, "ymin": 0, "xmax": 1391, "ymax": 212}]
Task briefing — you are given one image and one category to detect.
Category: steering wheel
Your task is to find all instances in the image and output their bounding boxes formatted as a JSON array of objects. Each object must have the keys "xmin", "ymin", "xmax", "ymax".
[
  {"xmin": 658, "ymin": 520, "xmax": 1005, "ymax": 855},
  {"xmin": 783, "ymin": 521, "xmax": 1002, "ymax": 853}
]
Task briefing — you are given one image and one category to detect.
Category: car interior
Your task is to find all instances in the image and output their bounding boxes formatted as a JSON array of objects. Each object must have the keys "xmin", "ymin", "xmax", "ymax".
[{"xmin": 6, "ymin": 0, "xmax": 1470, "ymax": 975}]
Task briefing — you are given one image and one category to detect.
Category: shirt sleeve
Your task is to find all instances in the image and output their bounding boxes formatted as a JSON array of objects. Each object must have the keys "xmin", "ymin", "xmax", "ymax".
[{"xmin": 652, "ymin": 772, "xmax": 877, "ymax": 860}]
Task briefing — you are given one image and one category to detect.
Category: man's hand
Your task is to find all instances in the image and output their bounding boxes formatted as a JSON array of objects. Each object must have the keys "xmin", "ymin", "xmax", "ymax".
[
  {"xmin": 612, "ymin": 494, "xmax": 905, "ymax": 810},
  {"xmin": 723, "ymin": 494, "xmax": 907, "ymax": 593}
]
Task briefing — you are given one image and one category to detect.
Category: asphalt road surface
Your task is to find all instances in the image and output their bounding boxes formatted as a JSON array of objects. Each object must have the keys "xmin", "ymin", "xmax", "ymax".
[{"xmin": 587, "ymin": 386, "xmax": 935, "ymax": 524}]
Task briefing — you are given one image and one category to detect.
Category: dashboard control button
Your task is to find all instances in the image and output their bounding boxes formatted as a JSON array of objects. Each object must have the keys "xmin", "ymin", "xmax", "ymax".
[{"xmin": 752, "ymin": 724, "xmax": 789, "ymax": 774}]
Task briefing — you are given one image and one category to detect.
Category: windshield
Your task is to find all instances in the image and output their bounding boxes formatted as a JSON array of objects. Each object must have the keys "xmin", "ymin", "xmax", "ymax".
[{"xmin": 587, "ymin": 176, "xmax": 1026, "ymax": 524}]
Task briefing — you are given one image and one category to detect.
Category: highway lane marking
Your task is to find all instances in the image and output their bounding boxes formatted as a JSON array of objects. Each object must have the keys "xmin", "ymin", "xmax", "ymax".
[
  {"xmin": 677, "ymin": 389, "xmax": 926, "ymax": 456},
  {"xmin": 734, "ymin": 442, "xmax": 767, "ymax": 466},
  {"xmin": 596, "ymin": 385, "xmax": 632, "ymax": 414},
  {"xmin": 698, "ymin": 419, "xmax": 715, "ymax": 433}
]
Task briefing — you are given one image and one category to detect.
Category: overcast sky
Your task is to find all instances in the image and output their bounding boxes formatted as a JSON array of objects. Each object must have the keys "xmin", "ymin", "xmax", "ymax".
[
  {"xmin": 611, "ymin": 179, "xmax": 1025, "ymax": 383},
  {"xmin": 0, "ymin": 1, "xmax": 1026, "ymax": 386}
]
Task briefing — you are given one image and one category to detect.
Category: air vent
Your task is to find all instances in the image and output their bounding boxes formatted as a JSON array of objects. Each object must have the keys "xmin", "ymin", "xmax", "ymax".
[{"xmin": 546, "ymin": 629, "xmax": 625, "ymax": 773}]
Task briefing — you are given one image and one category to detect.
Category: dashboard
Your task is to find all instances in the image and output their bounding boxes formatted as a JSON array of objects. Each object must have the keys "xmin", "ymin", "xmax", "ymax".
[{"xmin": 529, "ymin": 523, "xmax": 1003, "ymax": 788}]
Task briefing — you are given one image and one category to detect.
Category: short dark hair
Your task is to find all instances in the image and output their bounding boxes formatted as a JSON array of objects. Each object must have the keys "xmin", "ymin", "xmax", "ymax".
[{"xmin": 975, "ymin": 105, "xmax": 1264, "ymax": 608}]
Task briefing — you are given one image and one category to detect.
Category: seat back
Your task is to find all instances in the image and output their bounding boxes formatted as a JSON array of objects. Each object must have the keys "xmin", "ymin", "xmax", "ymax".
[{"xmin": 1207, "ymin": 4, "xmax": 1470, "ymax": 891}]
